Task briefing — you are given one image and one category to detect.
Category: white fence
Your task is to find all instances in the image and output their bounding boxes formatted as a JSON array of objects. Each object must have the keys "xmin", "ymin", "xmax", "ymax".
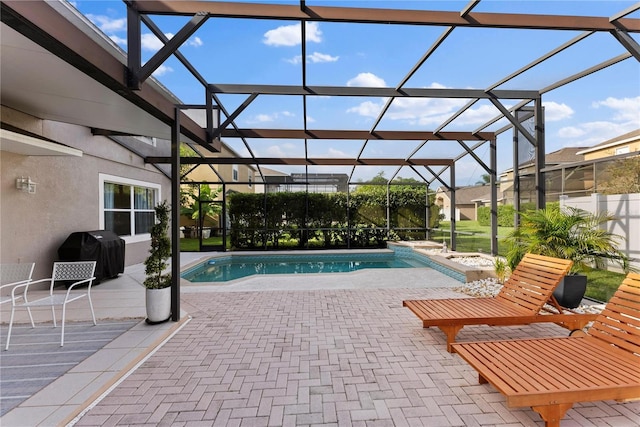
[{"xmin": 560, "ymin": 193, "xmax": 640, "ymax": 271}]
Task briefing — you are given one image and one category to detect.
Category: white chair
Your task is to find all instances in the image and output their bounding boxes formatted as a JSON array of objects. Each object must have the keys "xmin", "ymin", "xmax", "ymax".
[
  {"xmin": 1, "ymin": 263, "xmax": 36, "ymax": 328},
  {"xmin": 5, "ymin": 261, "xmax": 97, "ymax": 350}
]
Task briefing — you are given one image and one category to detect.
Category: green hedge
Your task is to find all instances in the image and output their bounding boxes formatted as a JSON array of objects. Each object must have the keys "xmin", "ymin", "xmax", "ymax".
[
  {"xmin": 477, "ymin": 202, "xmax": 558, "ymax": 227},
  {"xmin": 228, "ymin": 190, "xmax": 439, "ymax": 249}
]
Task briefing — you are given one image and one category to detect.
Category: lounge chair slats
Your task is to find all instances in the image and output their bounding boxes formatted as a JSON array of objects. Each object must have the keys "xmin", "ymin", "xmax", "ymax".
[
  {"xmin": 497, "ymin": 255, "xmax": 573, "ymax": 312},
  {"xmin": 452, "ymin": 272, "xmax": 640, "ymax": 427},
  {"xmin": 403, "ymin": 253, "xmax": 595, "ymax": 352},
  {"xmin": 587, "ymin": 274, "xmax": 640, "ymax": 355},
  {"xmin": 407, "ymin": 298, "xmax": 530, "ymax": 324}
]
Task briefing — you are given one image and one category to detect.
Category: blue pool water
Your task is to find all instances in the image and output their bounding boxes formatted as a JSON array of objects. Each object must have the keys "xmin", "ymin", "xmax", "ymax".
[{"xmin": 182, "ymin": 252, "xmax": 433, "ymax": 283}]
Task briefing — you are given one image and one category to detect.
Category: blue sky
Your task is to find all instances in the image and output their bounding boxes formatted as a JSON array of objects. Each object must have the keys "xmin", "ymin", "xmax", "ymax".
[{"xmin": 71, "ymin": 0, "xmax": 640, "ymax": 185}]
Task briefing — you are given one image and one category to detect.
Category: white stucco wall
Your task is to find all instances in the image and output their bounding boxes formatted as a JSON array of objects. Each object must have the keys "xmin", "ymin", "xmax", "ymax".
[{"xmin": 1, "ymin": 108, "xmax": 171, "ymax": 280}]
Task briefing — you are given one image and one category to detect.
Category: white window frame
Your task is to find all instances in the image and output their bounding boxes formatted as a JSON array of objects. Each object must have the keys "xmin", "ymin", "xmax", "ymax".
[
  {"xmin": 248, "ymin": 172, "xmax": 253, "ymax": 188},
  {"xmin": 99, "ymin": 174, "xmax": 162, "ymax": 243},
  {"xmin": 615, "ymin": 146, "xmax": 630, "ymax": 155},
  {"xmin": 232, "ymin": 165, "xmax": 239, "ymax": 182}
]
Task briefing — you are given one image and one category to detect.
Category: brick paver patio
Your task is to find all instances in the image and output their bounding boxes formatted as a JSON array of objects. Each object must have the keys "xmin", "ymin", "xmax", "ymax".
[{"xmin": 73, "ymin": 287, "xmax": 640, "ymax": 426}]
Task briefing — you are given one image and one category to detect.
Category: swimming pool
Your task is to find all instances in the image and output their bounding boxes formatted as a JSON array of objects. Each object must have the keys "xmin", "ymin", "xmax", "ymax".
[{"xmin": 182, "ymin": 251, "xmax": 433, "ymax": 283}]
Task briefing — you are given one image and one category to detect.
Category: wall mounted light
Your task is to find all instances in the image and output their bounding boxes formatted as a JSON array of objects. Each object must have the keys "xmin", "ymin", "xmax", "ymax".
[{"xmin": 16, "ymin": 176, "xmax": 37, "ymax": 194}]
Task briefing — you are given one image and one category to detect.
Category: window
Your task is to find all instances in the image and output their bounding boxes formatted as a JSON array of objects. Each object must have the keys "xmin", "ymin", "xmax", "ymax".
[
  {"xmin": 232, "ymin": 165, "xmax": 239, "ymax": 181},
  {"xmin": 248, "ymin": 173, "xmax": 253, "ymax": 188},
  {"xmin": 615, "ymin": 146, "xmax": 630, "ymax": 155},
  {"xmin": 99, "ymin": 174, "xmax": 161, "ymax": 243}
]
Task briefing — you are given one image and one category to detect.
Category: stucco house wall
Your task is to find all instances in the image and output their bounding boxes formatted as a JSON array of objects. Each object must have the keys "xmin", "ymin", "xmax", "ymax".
[
  {"xmin": 579, "ymin": 129, "xmax": 640, "ymax": 161},
  {"xmin": 1, "ymin": 106, "xmax": 171, "ymax": 281},
  {"xmin": 188, "ymin": 143, "xmax": 255, "ymax": 193},
  {"xmin": 435, "ymin": 185, "xmax": 492, "ymax": 221}
]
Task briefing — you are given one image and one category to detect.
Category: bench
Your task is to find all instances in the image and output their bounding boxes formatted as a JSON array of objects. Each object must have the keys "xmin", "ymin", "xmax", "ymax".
[
  {"xmin": 403, "ymin": 253, "xmax": 597, "ymax": 352},
  {"xmin": 452, "ymin": 272, "xmax": 640, "ymax": 426}
]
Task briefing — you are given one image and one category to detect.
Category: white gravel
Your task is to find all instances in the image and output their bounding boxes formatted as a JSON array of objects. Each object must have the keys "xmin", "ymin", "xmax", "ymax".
[
  {"xmin": 454, "ymin": 277, "xmax": 604, "ymax": 315},
  {"xmin": 447, "ymin": 256, "xmax": 495, "ymax": 267}
]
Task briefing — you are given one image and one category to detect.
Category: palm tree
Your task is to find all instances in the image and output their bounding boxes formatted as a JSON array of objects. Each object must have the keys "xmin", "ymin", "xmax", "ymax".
[
  {"xmin": 475, "ymin": 174, "xmax": 490, "ymax": 185},
  {"xmin": 503, "ymin": 206, "xmax": 629, "ymax": 274},
  {"xmin": 181, "ymin": 184, "xmax": 222, "ymax": 237}
]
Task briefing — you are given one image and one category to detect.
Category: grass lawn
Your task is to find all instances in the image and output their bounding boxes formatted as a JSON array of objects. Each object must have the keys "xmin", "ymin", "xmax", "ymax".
[
  {"xmin": 438, "ymin": 221, "xmax": 513, "ymax": 255},
  {"xmin": 439, "ymin": 220, "xmax": 625, "ymax": 302},
  {"xmin": 180, "ymin": 236, "xmax": 224, "ymax": 251},
  {"xmin": 583, "ymin": 269, "xmax": 627, "ymax": 302}
]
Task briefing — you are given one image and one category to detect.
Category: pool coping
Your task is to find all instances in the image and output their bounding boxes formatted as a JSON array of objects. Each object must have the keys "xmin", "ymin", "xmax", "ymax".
[
  {"xmin": 179, "ymin": 248, "xmax": 401, "ymax": 286},
  {"xmin": 178, "ymin": 246, "xmax": 495, "ymax": 287}
]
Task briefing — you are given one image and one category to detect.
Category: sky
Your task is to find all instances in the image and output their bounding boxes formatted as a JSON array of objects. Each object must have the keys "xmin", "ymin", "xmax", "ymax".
[{"xmin": 70, "ymin": 0, "xmax": 640, "ymax": 185}]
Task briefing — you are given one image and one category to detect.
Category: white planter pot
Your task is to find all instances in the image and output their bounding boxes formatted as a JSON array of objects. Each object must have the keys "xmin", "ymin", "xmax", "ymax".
[{"xmin": 145, "ymin": 287, "xmax": 171, "ymax": 323}]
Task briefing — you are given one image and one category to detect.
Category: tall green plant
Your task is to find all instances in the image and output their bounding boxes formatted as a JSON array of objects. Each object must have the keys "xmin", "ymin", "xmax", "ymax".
[
  {"xmin": 181, "ymin": 184, "xmax": 221, "ymax": 228},
  {"xmin": 502, "ymin": 206, "xmax": 629, "ymax": 274},
  {"xmin": 143, "ymin": 201, "xmax": 172, "ymax": 289}
]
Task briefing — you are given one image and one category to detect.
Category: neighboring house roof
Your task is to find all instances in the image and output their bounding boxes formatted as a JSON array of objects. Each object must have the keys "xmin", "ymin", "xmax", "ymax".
[
  {"xmin": 576, "ymin": 129, "xmax": 640, "ymax": 155},
  {"xmin": 437, "ymin": 185, "xmax": 499, "ymax": 205},
  {"xmin": 520, "ymin": 147, "xmax": 587, "ymax": 167},
  {"xmin": 259, "ymin": 167, "xmax": 290, "ymax": 177},
  {"xmin": 500, "ymin": 146, "xmax": 587, "ymax": 175},
  {"xmin": 542, "ymin": 147, "xmax": 587, "ymax": 164}
]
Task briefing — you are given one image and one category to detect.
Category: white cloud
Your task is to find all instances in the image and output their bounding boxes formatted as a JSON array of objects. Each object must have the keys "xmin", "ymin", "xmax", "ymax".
[
  {"xmin": 141, "ymin": 32, "xmax": 174, "ymax": 51},
  {"xmin": 265, "ymin": 143, "xmax": 298, "ymax": 157},
  {"xmin": 345, "ymin": 82, "xmax": 515, "ymax": 127},
  {"xmin": 152, "ymin": 64, "xmax": 173, "ymax": 77},
  {"xmin": 263, "ymin": 22, "xmax": 322, "ymax": 47},
  {"xmin": 344, "ymin": 81, "xmax": 533, "ymax": 128},
  {"xmin": 256, "ymin": 113, "xmax": 275, "ymax": 123},
  {"xmin": 557, "ymin": 127, "xmax": 586, "ymax": 139},
  {"xmin": 286, "ymin": 55, "xmax": 303, "ymax": 65},
  {"xmin": 109, "ymin": 35, "xmax": 127, "ymax": 46},
  {"xmin": 188, "ymin": 36, "xmax": 203, "ymax": 47},
  {"xmin": 286, "ymin": 51, "xmax": 338, "ymax": 65},
  {"xmin": 249, "ymin": 111, "xmax": 295, "ymax": 124},
  {"xmin": 454, "ymin": 104, "xmax": 507, "ymax": 126},
  {"xmin": 558, "ymin": 122, "xmax": 629, "ymax": 146},
  {"xmin": 592, "ymin": 96, "xmax": 640, "ymax": 123},
  {"xmin": 86, "ymin": 14, "xmax": 126, "ymax": 33},
  {"xmin": 543, "ymin": 101, "xmax": 574, "ymax": 122},
  {"xmin": 308, "ymin": 52, "xmax": 338, "ymax": 63},
  {"xmin": 140, "ymin": 33, "xmax": 202, "ymax": 51},
  {"xmin": 306, "ymin": 115, "xmax": 316, "ymax": 123},
  {"xmin": 86, "ymin": 14, "xmax": 202, "ymax": 50},
  {"xmin": 347, "ymin": 100, "xmax": 385, "ymax": 118},
  {"xmin": 557, "ymin": 96, "xmax": 640, "ymax": 146},
  {"xmin": 387, "ymin": 97, "xmax": 468, "ymax": 125},
  {"xmin": 327, "ymin": 147, "xmax": 349, "ymax": 157},
  {"xmin": 265, "ymin": 145, "xmax": 288, "ymax": 157},
  {"xmin": 347, "ymin": 72, "xmax": 387, "ymax": 87}
]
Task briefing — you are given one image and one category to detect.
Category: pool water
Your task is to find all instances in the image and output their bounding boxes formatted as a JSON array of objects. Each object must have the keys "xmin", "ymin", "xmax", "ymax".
[{"xmin": 182, "ymin": 252, "xmax": 431, "ymax": 283}]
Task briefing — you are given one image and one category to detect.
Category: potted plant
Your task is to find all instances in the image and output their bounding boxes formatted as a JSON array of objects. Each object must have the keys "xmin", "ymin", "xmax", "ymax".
[
  {"xmin": 143, "ymin": 200, "xmax": 172, "ymax": 323},
  {"xmin": 503, "ymin": 206, "xmax": 629, "ymax": 308}
]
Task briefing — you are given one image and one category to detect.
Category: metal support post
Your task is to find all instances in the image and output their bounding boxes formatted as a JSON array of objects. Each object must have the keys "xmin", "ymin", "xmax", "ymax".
[{"xmin": 171, "ymin": 107, "xmax": 181, "ymax": 322}]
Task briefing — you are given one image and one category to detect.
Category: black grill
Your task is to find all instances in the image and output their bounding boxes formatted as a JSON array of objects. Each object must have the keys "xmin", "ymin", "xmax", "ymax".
[{"xmin": 57, "ymin": 230, "xmax": 125, "ymax": 283}]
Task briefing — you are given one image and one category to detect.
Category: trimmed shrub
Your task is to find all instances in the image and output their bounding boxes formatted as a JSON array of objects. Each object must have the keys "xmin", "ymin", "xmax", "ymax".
[{"xmin": 227, "ymin": 189, "xmax": 438, "ymax": 249}]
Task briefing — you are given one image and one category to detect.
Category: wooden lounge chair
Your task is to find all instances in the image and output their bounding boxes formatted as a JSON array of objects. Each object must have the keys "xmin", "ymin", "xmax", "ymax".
[
  {"xmin": 403, "ymin": 253, "xmax": 597, "ymax": 352},
  {"xmin": 452, "ymin": 272, "xmax": 640, "ymax": 427}
]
